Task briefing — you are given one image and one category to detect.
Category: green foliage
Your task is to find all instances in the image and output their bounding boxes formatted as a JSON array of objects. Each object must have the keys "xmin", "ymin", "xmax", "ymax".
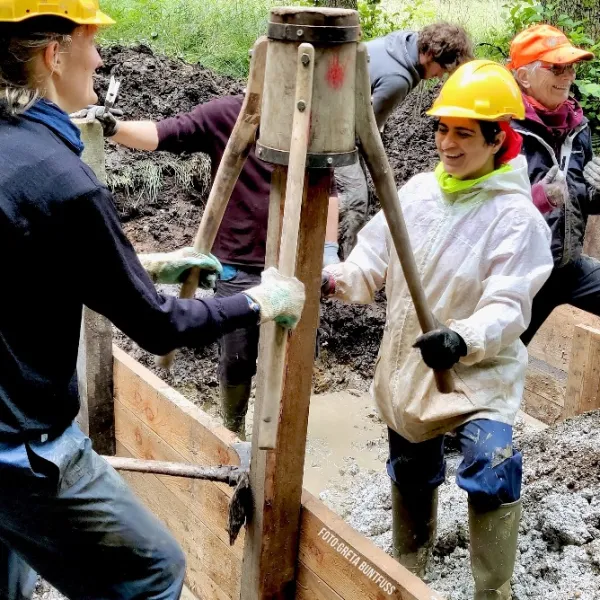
[
  {"xmin": 479, "ymin": 0, "xmax": 600, "ymax": 133},
  {"xmin": 99, "ymin": 0, "xmax": 280, "ymax": 78},
  {"xmin": 357, "ymin": 0, "xmax": 432, "ymax": 40}
]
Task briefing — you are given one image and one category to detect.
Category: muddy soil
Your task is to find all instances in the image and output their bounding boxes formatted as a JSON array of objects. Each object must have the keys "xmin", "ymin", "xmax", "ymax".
[
  {"xmin": 320, "ymin": 411, "xmax": 600, "ymax": 600},
  {"xmin": 98, "ymin": 45, "xmax": 439, "ymax": 406}
]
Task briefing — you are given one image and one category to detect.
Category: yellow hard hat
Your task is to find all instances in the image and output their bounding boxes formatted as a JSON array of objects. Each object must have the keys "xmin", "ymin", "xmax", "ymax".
[
  {"xmin": 0, "ymin": 0, "xmax": 114, "ymax": 25},
  {"xmin": 427, "ymin": 59, "xmax": 525, "ymax": 121}
]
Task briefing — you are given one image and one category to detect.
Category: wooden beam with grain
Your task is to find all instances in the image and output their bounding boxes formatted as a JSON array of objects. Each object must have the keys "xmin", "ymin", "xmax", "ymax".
[
  {"xmin": 74, "ymin": 119, "xmax": 115, "ymax": 455},
  {"xmin": 564, "ymin": 324, "xmax": 600, "ymax": 419},
  {"xmin": 112, "ymin": 345, "xmax": 444, "ymax": 600}
]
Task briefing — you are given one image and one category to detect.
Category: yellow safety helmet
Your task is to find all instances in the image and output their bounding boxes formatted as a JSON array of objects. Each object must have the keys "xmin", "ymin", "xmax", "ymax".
[
  {"xmin": 0, "ymin": 0, "xmax": 114, "ymax": 25},
  {"xmin": 427, "ymin": 59, "xmax": 525, "ymax": 121}
]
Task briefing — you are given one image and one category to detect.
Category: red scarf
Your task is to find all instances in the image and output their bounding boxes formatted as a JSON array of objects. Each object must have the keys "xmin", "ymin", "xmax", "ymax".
[
  {"xmin": 496, "ymin": 121, "xmax": 523, "ymax": 165},
  {"xmin": 522, "ymin": 94, "xmax": 584, "ymax": 152}
]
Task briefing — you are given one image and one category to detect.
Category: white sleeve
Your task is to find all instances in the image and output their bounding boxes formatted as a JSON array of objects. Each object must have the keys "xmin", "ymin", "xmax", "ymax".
[
  {"xmin": 323, "ymin": 210, "xmax": 391, "ymax": 304},
  {"xmin": 447, "ymin": 210, "xmax": 553, "ymax": 365}
]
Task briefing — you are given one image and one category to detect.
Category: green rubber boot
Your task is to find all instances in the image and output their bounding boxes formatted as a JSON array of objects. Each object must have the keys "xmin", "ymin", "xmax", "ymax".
[
  {"xmin": 219, "ymin": 382, "xmax": 251, "ymax": 440},
  {"xmin": 391, "ymin": 482, "xmax": 438, "ymax": 578},
  {"xmin": 468, "ymin": 499, "xmax": 521, "ymax": 600}
]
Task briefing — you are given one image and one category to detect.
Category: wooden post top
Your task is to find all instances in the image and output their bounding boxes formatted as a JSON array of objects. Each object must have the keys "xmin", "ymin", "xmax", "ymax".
[{"xmin": 269, "ymin": 6, "xmax": 359, "ymax": 27}]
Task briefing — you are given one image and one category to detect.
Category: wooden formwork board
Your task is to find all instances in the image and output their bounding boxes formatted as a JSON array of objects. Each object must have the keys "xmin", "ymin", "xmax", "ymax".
[
  {"xmin": 524, "ymin": 305, "xmax": 600, "ymax": 424},
  {"xmin": 112, "ymin": 306, "xmax": 600, "ymax": 600},
  {"xmin": 112, "ymin": 346, "xmax": 442, "ymax": 600}
]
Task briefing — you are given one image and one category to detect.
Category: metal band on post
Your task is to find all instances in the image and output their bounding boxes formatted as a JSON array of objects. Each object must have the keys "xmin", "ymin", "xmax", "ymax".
[
  {"xmin": 256, "ymin": 143, "xmax": 358, "ymax": 168},
  {"xmin": 267, "ymin": 22, "xmax": 361, "ymax": 43}
]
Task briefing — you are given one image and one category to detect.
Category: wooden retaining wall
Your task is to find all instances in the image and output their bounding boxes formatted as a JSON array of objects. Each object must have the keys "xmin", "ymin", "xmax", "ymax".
[
  {"xmin": 112, "ymin": 304, "xmax": 600, "ymax": 600},
  {"xmin": 524, "ymin": 305, "xmax": 600, "ymax": 424},
  {"xmin": 113, "ymin": 346, "xmax": 442, "ymax": 600}
]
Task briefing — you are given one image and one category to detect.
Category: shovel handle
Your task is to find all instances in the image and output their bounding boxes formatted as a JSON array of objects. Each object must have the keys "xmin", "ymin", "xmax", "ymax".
[
  {"xmin": 354, "ymin": 44, "xmax": 454, "ymax": 394},
  {"xmin": 257, "ymin": 44, "xmax": 316, "ymax": 450},
  {"xmin": 156, "ymin": 37, "xmax": 268, "ymax": 370}
]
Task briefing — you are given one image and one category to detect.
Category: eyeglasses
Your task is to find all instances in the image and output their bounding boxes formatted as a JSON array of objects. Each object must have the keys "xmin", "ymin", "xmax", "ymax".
[{"xmin": 539, "ymin": 63, "xmax": 577, "ymax": 77}]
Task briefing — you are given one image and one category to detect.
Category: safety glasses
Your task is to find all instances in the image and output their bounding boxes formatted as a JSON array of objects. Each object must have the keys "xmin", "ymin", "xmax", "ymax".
[{"xmin": 539, "ymin": 63, "xmax": 577, "ymax": 77}]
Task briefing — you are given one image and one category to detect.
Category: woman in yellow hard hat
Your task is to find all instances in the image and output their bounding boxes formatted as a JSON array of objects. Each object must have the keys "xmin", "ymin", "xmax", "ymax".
[
  {"xmin": 322, "ymin": 60, "xmax": 554, "ymax": 598},
  {"xmin": 0, "ymin": 2, "xmax": 306, "ymax": 599}
]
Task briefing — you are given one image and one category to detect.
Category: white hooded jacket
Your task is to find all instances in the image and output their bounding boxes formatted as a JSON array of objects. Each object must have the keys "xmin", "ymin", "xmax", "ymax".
[{"xmin": 325, "ymin": 156, "xmax": 553, "ymax": 443}]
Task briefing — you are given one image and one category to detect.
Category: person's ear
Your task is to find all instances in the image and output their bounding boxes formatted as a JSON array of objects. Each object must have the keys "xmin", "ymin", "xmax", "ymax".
[
  {"xmin": 515, "ymin": 66, "xmax": 531, "ymax": 90},
  {"xmin": 492, "ymin": 130, "xmax": 506, "ymax": 153},
  {"xmin": 42, "ymin": 40, "xmax": 63, "ymax": 76}
]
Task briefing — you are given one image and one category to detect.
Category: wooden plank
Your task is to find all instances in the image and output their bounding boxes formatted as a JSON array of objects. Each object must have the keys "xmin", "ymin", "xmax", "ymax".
[
  {"xmin": 75, "ymin": 119, "xmax": 115, "ymax": 455},
  {"xmin": 525, "ymin": 358, "xmax": 567, "ymax": 406},
  {"xmin": 241, "ymin": 168, "xmax": 331, "ymax": 598},
  {"xmin": 181, "ymin": 586, "xmax": 199, "ymax": 600},
  {"xmin": 114, "ymin": 400, "xmax": 244, "ymax": 554},
  {"xmin": 113, "ymin": 346, "xmax": 442, "ymax": 599},
  {"xmin": 517, "ymin": 409, "xmax": 549, "ymax": 431},
  {"xmin": 528, "ymin": 305, "xmax": 600, "ymax": 371},
  {"xmin": 116, "ymin": 441, "xmax": 240, "ymax": 599},
  {"xmin": 522, "ymin": 357, "xmax": 566, "ymax": 424},
  {"xmin": 522, "ymin": 388, "xmax": 563, "ymax": 425},
  {"xmin": 296, "ymin": 564, "xmax": 344, "ymax": 600},
  {"xmin": 113, "ymin": 346, "xmax": 238, "ymax": 467},
  {"xmin": 564, "ymin": 324, "xmax": 600, "ymax": 419},
  {"xmin": 299, "ymin": 492, "xmax": 444, "ymax": 600}
]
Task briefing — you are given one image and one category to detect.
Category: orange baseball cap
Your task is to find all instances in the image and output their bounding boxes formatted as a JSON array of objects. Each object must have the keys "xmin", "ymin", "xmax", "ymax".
[{"xmin": 507, "ymin": 24, "xmax": 594, "ymax": 70}]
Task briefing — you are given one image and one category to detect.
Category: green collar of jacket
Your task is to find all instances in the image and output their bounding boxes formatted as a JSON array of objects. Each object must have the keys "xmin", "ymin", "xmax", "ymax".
[{"xmin": 435, "ymin": 162, "xmax": 513, "ymax": 195}]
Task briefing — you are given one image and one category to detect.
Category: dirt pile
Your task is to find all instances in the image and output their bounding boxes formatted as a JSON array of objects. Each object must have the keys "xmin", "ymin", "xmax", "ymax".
[
  {"xmin": 320, "ymin": 411, "xmax": 600, "ymax": 600},
  {"xmin": 100, "ymin": 44, "xmax": 440, "ymax": 403}
]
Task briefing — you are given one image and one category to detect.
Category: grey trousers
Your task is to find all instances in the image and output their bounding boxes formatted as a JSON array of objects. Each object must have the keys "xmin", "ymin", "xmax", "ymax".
[
  {"xmin": 335, "ymin": 161, "xmax": 369, "ymax": 260},
  {"xmin": 0, "ymin": 423, "xmax": 185, "ymax": 600}
]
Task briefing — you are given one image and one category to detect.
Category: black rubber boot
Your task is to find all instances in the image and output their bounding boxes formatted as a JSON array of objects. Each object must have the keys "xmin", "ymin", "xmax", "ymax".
[
  {"xmin": 219, "ymin": 382, "xmax": 251, "ymax": 440},
  {"xmin": 469, "ymin": 499, "xmax": 521, "ymax": 599},
  {"xmin": 391, "ymin": 481, "xmax": 438, "ymax": 578}
]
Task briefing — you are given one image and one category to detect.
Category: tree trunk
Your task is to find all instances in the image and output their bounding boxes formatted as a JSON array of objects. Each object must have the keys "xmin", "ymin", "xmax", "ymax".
[
  {"xmin": 542, "ymin": 0, "xmax": 600, "ymax": 39},
  {"xmin": 316, "ymin": 0, "xmax": 358, "ymax": 9}
]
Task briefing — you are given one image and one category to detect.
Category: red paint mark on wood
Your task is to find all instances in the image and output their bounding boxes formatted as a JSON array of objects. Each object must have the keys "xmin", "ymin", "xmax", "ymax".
[{"xmin": 326, "ymin": 55, "xmax": 345, "ymax": 90}]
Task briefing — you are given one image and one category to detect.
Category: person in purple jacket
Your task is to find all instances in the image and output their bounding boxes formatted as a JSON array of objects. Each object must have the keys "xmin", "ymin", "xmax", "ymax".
[{"xmin": 79, "ymin": 93, "xmax": 339, "ymax": 439}]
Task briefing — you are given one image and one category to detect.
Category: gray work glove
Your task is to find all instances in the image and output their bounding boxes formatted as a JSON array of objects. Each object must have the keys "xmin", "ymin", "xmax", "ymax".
[
  {"xmin": 322, "ymin": 241, "xmax": 340, "ymax": 267},
  {"xmin": 413, "ymin": 324, "xmax": 467, "ymax": 370},
  {"xmin": 244, "ymin": 267, "xmax": 305, "ymax": 329},
  {"xmin": 540, "ymin": 165, "xmax": 569, "ymax": 208},
  {"xmin": 70, "ymin": 105, "xmax": 123, "ymax": 137},
  {"xmin": 138, "ymin": 247, "xmax": 222, "ymax": 289},
  {"xmin": 584, "ymin": 157, "xmax": 600, "ymax": 191}
]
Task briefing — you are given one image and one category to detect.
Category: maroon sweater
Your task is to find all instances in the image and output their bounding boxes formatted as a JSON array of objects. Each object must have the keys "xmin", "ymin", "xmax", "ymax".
[{"xmin": 157, "ymin": 95, "xmax": 272, "ymax": 268}]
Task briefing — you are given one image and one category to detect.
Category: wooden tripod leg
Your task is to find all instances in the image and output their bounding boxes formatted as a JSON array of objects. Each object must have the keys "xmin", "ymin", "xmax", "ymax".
[
  {"xmin": 156, "ymin": 37, "xmax": 268, "ymax": 370},
  {"xmin": 354, "ymin": 43, "xmax": 454, "ymax": 394},
  {"xmin": 257, "ymin": 43, "xmax": 316, "ymax": 449}
]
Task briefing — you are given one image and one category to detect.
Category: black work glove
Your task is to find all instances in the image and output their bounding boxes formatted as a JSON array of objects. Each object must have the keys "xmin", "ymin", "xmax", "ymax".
[
  {"xmin": 70, "ymin": 105, "xmax": 123, "ymax": 137},
  {"xmin": 413, "ymin": 325, "xmax": 467, "ymax": 370}
]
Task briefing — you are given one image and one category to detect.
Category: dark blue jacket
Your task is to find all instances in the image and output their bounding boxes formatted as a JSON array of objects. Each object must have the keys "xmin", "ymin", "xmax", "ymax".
[
  {"xmin": 0, "ymin": 115, "xmax": 256, "ymax": 440},
  {"xmin": 513, "ymin": 116, "xmax": 600, "ymax": 266}
]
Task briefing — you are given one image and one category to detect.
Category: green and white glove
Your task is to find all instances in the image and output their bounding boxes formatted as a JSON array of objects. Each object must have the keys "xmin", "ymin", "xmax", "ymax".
[
  {"xmin": 138, "ymin": 247, "xmax": 223, "ymax": 289},
  {"xmin": 243, "ymin": 267, "xmax": 305, "ymax": 329},
  {"xmin": 584, "ymin": 157, "xmax": 600, "ymax": 191}
]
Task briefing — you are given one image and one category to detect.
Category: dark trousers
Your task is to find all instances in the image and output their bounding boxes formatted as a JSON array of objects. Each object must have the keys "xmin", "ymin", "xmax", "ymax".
[
  {"xmin": 522, "ymin": 255, "xmax": 600, "ymax": 345},
  {"xmin": 0, "ymin": 423, "xmax": 185, "ymax": 600},
  {"xmin": 214, "ymin": 267, "xmax": 262, "ymax": 386},
  {"xmin": 387, "ymin": 419, "xmax": 522, "ymax": 510}
]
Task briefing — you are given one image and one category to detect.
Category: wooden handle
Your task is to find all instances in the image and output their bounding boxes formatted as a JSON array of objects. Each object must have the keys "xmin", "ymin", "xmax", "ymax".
[
  {"xmin": 354, "ymin": 44, "xmax": 454, "ymax": 394},
  {"xmin": 258, "ymin": 44, "xmax": 315, "ymax": 450},
  {"xmin": 156, "ymin": 37, "xmax": 268, "ymax": 370}
]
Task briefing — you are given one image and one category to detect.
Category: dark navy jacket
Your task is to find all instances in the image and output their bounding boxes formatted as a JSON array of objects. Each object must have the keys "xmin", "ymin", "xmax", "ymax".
[
  {"xmin": 0, "ymin": 115, "xmax": 256, "ymax": 440},
  {"xmin": 513, "ymin": 116, "xmax": 600, "ymax": 266}
]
